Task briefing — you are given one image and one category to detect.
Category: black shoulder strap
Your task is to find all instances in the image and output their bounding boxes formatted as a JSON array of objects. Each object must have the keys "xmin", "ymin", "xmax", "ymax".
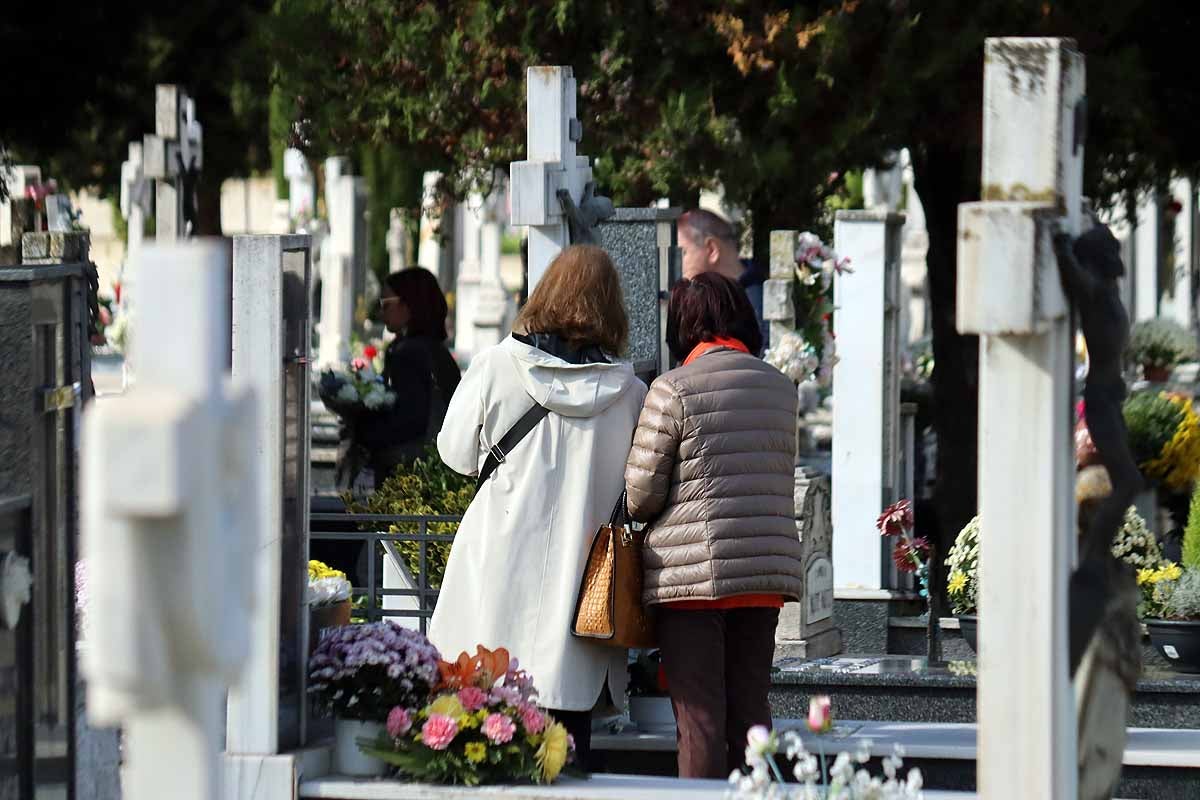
[{"xmin": 476, "ymin": 403, "xmax": 551, "ymax": 490}]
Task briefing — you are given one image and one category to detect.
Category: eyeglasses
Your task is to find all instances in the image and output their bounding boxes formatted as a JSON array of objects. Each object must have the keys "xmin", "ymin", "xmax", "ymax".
[{"xmin": 377, "ymin": 297, "xmax": 402, "ymax": 310}]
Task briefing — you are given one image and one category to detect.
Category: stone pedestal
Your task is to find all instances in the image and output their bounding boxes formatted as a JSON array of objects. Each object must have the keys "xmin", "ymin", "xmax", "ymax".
[{"xmin": 775, "ymin": 466, "xmax": 842, "ymax": 660}]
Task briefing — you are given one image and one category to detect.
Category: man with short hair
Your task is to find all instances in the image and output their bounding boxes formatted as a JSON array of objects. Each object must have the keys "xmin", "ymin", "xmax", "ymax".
[{"xmin": 677, "ymin": 209, "xmax": 769, "ymax": 349}]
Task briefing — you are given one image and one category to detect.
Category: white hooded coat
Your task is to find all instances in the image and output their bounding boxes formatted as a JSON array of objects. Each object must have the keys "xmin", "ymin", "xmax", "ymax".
[{"xmin": 430, "ymin": 335, "xmax": 647, "ymax": 710}]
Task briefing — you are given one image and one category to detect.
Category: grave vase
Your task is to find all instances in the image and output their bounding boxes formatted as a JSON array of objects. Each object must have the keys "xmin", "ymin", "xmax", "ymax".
[
  {"xmin": 1143, "ymin": 364, "xmax": 1172, "ymax": 383},
  {"xmin": 958, "ymin": 615, "xmax": 978, "ymax": 654},
  {"xmin": 333, "ymin": 718, "xmax": 388, "ymax": 777},
  {"xmin": 628, "ymin": 695, "xmax": 675, "ymax": 734}
]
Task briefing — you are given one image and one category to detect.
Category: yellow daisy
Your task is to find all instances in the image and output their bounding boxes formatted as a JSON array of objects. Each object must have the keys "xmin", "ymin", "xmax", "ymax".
[{"xmin": 464, "ymin": 741, "xmax": 487, "ymax": 763}]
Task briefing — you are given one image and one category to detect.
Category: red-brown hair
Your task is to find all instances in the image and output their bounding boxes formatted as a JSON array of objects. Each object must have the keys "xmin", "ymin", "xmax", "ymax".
[
  {"xmin": 514, "ymin": 245, "xmax": 628, "ymax": 354},
  {"xmin": 666, "ymin": 273, "xmax": 763, "ymax": 361}
]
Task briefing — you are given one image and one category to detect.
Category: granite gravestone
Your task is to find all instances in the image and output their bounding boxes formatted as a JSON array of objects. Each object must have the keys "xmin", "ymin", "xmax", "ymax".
[
  {"xmin": 595, "ymin": 207, "xmax": 680, "ymax": 380},
  {"xmin": 775, "ymin": 467, "xmax": 842, "ymax": 659}
]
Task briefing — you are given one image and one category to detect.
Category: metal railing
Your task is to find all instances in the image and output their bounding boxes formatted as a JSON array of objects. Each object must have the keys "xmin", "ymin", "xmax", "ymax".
[{"xmin": 310, "ymin": 512, "xmax": 461, "ymax": 633}]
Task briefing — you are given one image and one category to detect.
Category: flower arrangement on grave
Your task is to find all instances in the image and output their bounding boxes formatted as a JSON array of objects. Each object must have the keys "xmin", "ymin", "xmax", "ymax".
[
  {"xmin": 308, "ymin": 621, "xmax": 441, "ymax": 722},
  {"xmin": 307, "ymin": 560, "xmax": 352, "ymax": 607},
  {"xmin": 360, "ymin": 645, "xmax": 575, "ymax": 786},
  {"xmin": 1127, "ymin": 318, "xmax": 1196, "ymax": 379},
  {"xmin": 946, "ymin": 516, "xmax": 980, "ymax": 617},
  {"xmin": 877, "ymin": 500, "xmax": 931, "ymax": 599},
  {"xmin": 1121, "ymin": 391, "xmax": 1200, "ymax": 493},
  {"xmin": 728, "ymin": 696, "xmax": 923, "ymax": 799},
  {"xmin": 317, "ymin": 355, "xmax": 396, "ymax": 417},
  {"xmin": 347, "ymin": 444, "xmax": 473, "ymax": 589},
  {"xmin": 766, "ymin": 232, "xmax": 852, "ymax": 387},
  {"xmin": 1137, "ymin": 483, "xmax": 1200, "ymax": 621}
]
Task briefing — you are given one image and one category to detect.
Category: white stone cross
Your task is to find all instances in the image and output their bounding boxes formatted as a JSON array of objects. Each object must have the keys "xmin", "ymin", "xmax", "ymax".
[
  {"xmin": 80, "ymin": 239, "xmax": 258, "ymax": 800},
  {"xmin": 120, "ymin": 141, "xmax": 151, "ymax": 263},
  {"xmin": 143, "ymin": 84, "xmax": 203, "ymax": 239},
  {"xmin": 956, "ymin": 37, "xmax": 1084, "ymax": 799},
  {"xmin": 509, "ymin": 66, "xmax": 594, "ymax": 291}
]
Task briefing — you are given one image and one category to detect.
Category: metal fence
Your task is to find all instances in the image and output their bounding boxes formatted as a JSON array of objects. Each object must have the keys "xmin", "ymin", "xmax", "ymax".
[{"xmin": 310, "ymin": 512, "xmax": 461, "ymax": 633}]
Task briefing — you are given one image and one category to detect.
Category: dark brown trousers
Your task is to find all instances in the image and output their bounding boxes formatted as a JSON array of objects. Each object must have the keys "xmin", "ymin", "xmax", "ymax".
[{"xmin": 656, "ymin": 606, "xmax": 780, "ymax": 778}]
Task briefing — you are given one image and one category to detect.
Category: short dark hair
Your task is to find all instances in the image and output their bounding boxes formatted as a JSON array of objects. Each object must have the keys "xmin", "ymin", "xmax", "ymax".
[
  {"xmin": 385, "ymin": 267, "xmax": 449, "ymax": 340},
  {"xmin": 666, "ymin": 272, "xmax": 763, "ymax": 361},
  {"xmin": 679, "ymin": 208, "xmax": 738, "ymax": 246}
]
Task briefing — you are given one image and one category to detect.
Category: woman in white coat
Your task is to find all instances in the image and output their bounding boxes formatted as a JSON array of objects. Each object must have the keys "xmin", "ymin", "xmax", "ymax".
[{"xmin": 430, "ymin": 244, "xmax": 647, "ymax": 766}]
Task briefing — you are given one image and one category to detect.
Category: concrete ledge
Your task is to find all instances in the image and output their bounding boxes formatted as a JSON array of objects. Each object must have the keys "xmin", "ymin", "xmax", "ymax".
[
  {"xmin": 595, "ymin": 719, "xmax": 1200, "ymax": 769},
  {"xmin": 299, "ymin": 773, "xmax": 975, "ymax": 799}
]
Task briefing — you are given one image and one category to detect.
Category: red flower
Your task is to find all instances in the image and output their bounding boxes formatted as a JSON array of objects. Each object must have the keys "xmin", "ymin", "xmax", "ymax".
[
  {"xmin": 891, "ymin": 536, "xmax": 929, "ymax": 573},
  {"xmin": 363, "ymin": 345, "xmax": 378, "ymax": 359},
  {"xmin": 876, "ymin": 499, "xmax": 914, "ymax": 536}
]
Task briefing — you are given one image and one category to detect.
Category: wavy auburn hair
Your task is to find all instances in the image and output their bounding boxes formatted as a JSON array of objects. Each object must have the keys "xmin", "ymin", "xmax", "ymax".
[{"xmin": 514, "ymin": 244, "xmax": 628, "ymax": 354}]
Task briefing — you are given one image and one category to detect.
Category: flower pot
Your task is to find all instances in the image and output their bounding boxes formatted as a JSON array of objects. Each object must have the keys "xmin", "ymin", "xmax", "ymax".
[
  {"xmin": 1145, "ymin": 619, "xmax": 1200, "ymax": 673},
  {"xmin": 629, "ymin": 695, "xmax": 675, "ymax": 734},
  {"xmin": 957, "ymin": 615, "xmax": 978, "ymax": 654},
  {"xmin": 309, "ymin": 599, "xmax": 352, "ymax": 656},
  {"xmin": 333, "ymin": 718, "xmax": 388, "ymax": 777},
  {"xmin": 1144, "ymin": 364, "xmax": 1172, "ymax": 383}
]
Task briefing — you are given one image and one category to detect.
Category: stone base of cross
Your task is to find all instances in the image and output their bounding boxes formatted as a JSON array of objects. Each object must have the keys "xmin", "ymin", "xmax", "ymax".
[
  {"xmin": 510, "ymin": 66, "xmax": 594, "ymax": 291},
  {"xmin": 956, "ymin": 38, "xmax": 1086, "ymax": 798},
  {"xmin": 81, "ymin": 240, "xmax": 258, "ymax": 800}
]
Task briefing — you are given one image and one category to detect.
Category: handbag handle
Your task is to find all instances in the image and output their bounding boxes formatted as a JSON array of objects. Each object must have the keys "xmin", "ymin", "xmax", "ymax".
[{"xmin": 608, "ymin": 489, "xmax": 630, "ymax": 528}]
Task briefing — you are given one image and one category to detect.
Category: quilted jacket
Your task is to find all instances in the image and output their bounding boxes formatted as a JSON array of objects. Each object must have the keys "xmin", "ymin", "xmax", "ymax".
[{"xmin": 624, "ymin": 346, "xmax": 804, "ymax": 604}]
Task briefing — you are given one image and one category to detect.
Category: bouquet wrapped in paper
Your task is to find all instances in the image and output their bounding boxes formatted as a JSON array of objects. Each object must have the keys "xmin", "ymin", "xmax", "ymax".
[{"xmin": 318, "ymin": 352, "xmax": 396, "ymax": 418}]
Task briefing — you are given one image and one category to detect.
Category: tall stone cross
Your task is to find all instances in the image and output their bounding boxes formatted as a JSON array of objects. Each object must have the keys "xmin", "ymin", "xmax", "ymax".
[
  {"xmin": 956, "ymin": 38, "xmax": 1085, "ymax": 799},
  {"xmin": 120, "ymin": 141, "xmax": 152, "ymax": 265},
  {"xmin": 143, "ymin": 85, "xmax": 202, "ymax": 240},
  {"xmin": 510, "ymin": 66, "xmax": 594, "ymax": 291},
  {"xmin": 80, "ymin": 240, "xmax": 258, "ymax": 800}
]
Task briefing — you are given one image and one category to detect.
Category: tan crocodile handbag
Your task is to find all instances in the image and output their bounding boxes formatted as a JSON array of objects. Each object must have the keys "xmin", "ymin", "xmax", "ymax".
[{"xmin": 571, "ymin": 490, "xmax": 656, "ymax": 648}]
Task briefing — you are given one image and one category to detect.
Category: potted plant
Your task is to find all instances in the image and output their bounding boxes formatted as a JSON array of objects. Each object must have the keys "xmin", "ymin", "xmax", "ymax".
[
  {"xmin": 1127, "ymin": 318, "xmax": 1197, "ymax": 382},
  {"xmin": 945, "ymin": 516, "xmax": 980, "ymax": 652},
  {"xmin": 308, "ymin": 560, "xmax": 352, "ymax": 654},
  {"xmin": 1140, "ymin": 484, "xmax": 1200, "ymax": 672},
  {"xmin": 308, "ymin": 621, "xmax": 441, "ymax": 776},
  {"xmin": 627, "ymin": 649, "xmax": 674, "ymax": 733},
  {"xmin": 1122, "ymin": 391, "xmax": 1200, "ymax": 494},
  {"xmin": 361, "ymin": 645, "xmax": 576, "ymax": 785}
]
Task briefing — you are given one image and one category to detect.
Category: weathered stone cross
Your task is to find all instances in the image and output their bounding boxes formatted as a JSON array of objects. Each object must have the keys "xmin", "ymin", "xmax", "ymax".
[
  {"xmin": 143, "ymin": 85, "xmax": 203, "ymax": 239},
  {"xmin": 956, "ymin": 37, "xmax": 1084, "ymax": 798},
  {"xmin": 510, "ymin": 66, "xmax": 595, "ymax": 291}
]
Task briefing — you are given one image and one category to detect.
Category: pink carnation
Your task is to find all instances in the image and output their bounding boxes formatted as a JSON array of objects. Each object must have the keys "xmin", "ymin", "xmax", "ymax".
[
  {"xmin": 420, "ymin": 714, "xmax": 459, "ymax": 750},
  {"xmin": 518, "ymin": 703, "xmax": 546, "ymax": 734},
  {"xmin": 386, "ymin": 706, "xmax": 412, "ymax": 738},
  {"xmin": 458, "ymin": 686, "xmax": 488, "ymax": 712},
  {"xmin": 482, "ymin": 712, "xmax": 516, "ymax": 745}
]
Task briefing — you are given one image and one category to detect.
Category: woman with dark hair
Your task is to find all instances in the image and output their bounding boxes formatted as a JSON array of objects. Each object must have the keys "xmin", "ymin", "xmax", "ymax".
[
  {"xmin": 430, "ymin": 245, "xmax": 646, "ymax": 767},
  {"xmin": 360, "ymin": 267, "xmax": 461, "ymax": 484},
  {"xmin": 624, "ymin": 272, "xmax": 804, "ymax": 779}
]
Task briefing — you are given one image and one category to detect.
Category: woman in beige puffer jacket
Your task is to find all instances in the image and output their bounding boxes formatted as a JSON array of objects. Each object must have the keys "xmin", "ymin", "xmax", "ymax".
[{"xmin": 625, "ymin": 272, "xmax": 804, "ymax": 779}]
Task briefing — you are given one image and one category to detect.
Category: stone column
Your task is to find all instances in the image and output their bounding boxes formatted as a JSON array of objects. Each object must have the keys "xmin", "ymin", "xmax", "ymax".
[
  {"xmin": 417, "ymin": 171, "xmax": 444, "ymax": 280},
  {"xmin": 831, "ymin": 211, "xmax": 905, "ymax": 592},
  {"xmin": 453, "ymin": 194, "xmax": 484, "ymax": 356}
]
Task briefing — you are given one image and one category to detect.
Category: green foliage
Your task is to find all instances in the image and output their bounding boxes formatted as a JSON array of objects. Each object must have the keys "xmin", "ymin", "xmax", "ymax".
[
  {"xmin": 1127, "ymin": 318, "xmax": 1198, "ymax": 369},
  {"xmin": 1165, "ymin": 569, "xmax": 1200, "ymax": 620},
  {"xmin": 1185, "ymin": 483, "xmax": 1200, "ymax": 571},
  {"xmin": 1123, "ymin": 392, "xmax": 1186, "ymax": 465},
  {"xmin": 360, "ymin": 145, "xmax": 427, "ymax": 282},
  {"xmin": 349, "ymin": 445, "xmax": 474, "ymax": 589}
]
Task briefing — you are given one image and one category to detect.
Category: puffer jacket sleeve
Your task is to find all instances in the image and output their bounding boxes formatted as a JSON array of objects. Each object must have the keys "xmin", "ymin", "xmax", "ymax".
[{"xmin": 624, "ymin": 376, "xmax": 684, "ymax": 522}]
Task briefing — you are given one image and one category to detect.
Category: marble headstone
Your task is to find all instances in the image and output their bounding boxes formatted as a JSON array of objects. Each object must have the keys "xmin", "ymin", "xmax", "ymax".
[
  {"xmin": 595, "ymin": 207, "xmax": 680, "ymax": 379},
  {"xmin": 775, "ymin": 466, "xmax": 842, "ymax": 660}
]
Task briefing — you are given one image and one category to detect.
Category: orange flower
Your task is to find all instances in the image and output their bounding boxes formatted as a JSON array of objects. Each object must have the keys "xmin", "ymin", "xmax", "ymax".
[{"xmin": 436, "ymin": 645, "xmax": 511, "ymax": 691}]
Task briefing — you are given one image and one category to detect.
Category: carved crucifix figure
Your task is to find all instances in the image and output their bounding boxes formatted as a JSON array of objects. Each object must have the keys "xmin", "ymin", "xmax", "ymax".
[{"xmin": 1053, "ymin": 222, "xmax": 1144, "ymax": 676}]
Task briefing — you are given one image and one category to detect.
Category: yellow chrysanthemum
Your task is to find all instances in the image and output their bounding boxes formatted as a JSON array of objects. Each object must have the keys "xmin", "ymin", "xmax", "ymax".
[
  {"xmin": 1143, "ymin": 395, "xmax": 1200, "ymax": 492},
  {"xmin": 536, "ymin": 722, "xmax": 570, "ymax": 782},
  {"xmin": 947, "ymin": 571, "xmax": 967, "ymax": 594},
  {"xmin": 1137, "ymin": 568, "xmax": 1156, "ymax": 586},
  {"xmin": 464, "ymin": 741, "xmax": 487, "ymax": 763},
  {"xmin": 428, "ymin": 694, "xmax": 465, "ymax": 719},
  {"xmin": 307, "ymin": 559, "xmax": 346, "ymax": 581}
]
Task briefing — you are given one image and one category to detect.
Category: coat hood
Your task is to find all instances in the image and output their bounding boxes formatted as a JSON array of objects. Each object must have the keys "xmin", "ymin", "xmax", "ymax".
[{"xmin": 502, "ymin": 336, "xmax": 639, "ymax": 418}]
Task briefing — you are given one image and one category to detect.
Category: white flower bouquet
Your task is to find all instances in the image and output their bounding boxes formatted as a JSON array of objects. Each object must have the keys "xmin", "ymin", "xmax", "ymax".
[{"xmin": 318, "ymin": 356, "xmax": 396, "ymax": 418}]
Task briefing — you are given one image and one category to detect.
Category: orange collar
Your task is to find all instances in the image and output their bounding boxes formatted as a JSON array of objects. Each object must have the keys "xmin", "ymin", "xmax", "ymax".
[{"xmin": 683, "ymin": 336, "xmax": 749, "ymax": 366}]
